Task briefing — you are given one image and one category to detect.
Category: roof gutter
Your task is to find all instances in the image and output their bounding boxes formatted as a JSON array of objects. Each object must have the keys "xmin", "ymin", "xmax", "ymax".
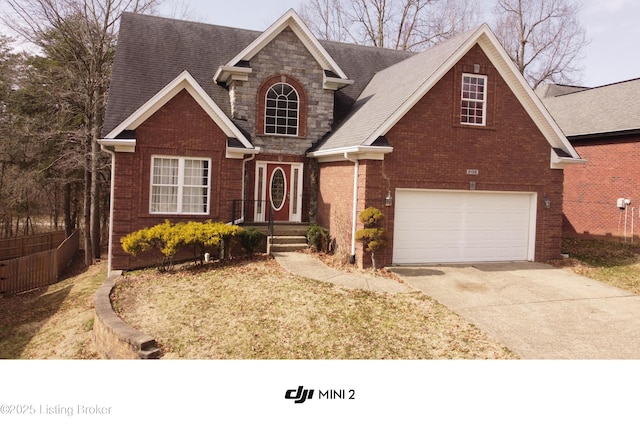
[
  {"xmin": 567, "ymin": 128, "xmax": 640, "ymax": 144},
  {"xmin": 308, "ymin": 145, "xmax": 393, "ymax": 161}
]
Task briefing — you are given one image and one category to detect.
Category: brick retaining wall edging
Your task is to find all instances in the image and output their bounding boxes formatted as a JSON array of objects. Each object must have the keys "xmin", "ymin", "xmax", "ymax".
[{"xmin": 93, "ymin": 270, "xmax": 161, "ymax": 359}]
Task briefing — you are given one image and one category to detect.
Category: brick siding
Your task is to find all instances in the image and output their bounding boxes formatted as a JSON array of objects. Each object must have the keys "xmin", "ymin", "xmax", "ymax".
[
  {"xmin": 319, "ymin": 44, "xmax": 565, "ymax": 268},
  {"xmin": 563, "ymin": 135, "xmax": 640, "ymax": 240},
  {"xmin": 111, "ymin": 89, "xmax": 244, "ymax": 270}
]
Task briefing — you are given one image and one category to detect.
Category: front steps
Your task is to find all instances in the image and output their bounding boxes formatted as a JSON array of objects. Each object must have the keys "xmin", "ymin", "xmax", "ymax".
[
  {"xmin": 268, "ymin": 235, "xmax": 308, "ymax": 253},
  {"xmin": 243, "ymin": 222, "xmax": 310, "ymax": 254}
]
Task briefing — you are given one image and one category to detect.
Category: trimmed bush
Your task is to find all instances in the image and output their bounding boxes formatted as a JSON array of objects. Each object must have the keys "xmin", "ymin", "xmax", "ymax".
[
  {"xmin": 120, "ymin": 220, "xmax": 242, "ymax": 271},
  {"xmin": 239, "ymin": 228, "xmax": 265, "ymax": 257},
  {"xmin": 306, "ymin": 223, "xmax": 331, "ymax": 253},
  {"xmin": 355, "ymin": 207, "xmax": 388, "ymax": 270}
]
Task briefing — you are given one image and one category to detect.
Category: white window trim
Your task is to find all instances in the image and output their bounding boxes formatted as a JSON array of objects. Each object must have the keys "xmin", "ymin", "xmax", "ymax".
[
  {"xmin": 149, "ymin": 155, "xmax": 212, "ymax": 215},
  {"xmin": 461, "ymin": 73, "xmax": 487, "ymax": 126},
  {"xmin": 264, "ymin": 82, "xmax": 300, "ymax": 136}
]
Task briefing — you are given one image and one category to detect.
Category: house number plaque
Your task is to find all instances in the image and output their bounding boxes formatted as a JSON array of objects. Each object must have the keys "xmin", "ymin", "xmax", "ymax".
[{"xmin": 466, "ymin": 169, "xmax": 479, "ymax": 175}]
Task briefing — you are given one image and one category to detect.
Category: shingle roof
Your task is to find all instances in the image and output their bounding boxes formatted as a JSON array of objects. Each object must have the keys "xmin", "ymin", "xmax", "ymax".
[
  {"xmin": 103, "ymin": 12, "xmax": 413, "ymax": 136},
  {"xmin": 312, "ymin": 26, "xmax": 481, "ymax": 153},
  {"xmin": 541, "ymin": 79, "xmax": 640, "ymax": 137},
  {"xmin": 104, "ymin": 13, "xmax": 580, "ymax": 166}
]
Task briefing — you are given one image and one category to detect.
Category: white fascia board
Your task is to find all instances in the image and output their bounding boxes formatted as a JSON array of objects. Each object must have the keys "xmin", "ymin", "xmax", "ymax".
[
  {"xmin": 475, "ymin": 30, "xmax": 582, "ymax": 161},
  {"xmin": 226, "ymin": 146, "xmax": 261, "ymax": 159},
  {"xmin": 323, "ymin": 76, "xmax": 355, "ymax": 90},
  {"xmin": 98, "ymin": 139, "xmax": 136, "ymax": 153},
  {"xmin": 309, "ymin": 145, "xmax": 393, "ymax": 162},
  {"xmin": 104, "ymin": 71, "xmax": 253, "ymax": 149},
  {"xmin": 550, "ymin": 149, "xmax": 587, "ymax": 169},
  {"xmin": 361, "ymin": 26, "xmax": 485, "ymax": 147},
  {"xmin": 359, "ymin": 24, "xmax": 583, "ymax": 164},
  {"xmin": 213, "ymin": 66, "xmax": 253, "ymax": 85},
  {"xmin": 224, "ymin": 9, "xmax": 349, "ymax": 80}
]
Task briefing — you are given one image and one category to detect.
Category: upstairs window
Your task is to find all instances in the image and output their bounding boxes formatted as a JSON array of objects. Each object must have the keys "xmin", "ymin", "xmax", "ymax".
[
  {"xmin": 265, "ymin": 83, "xmax": 299, "ymax": 136},
  {"xmin": 150, "ymin": 156, "xmax": 211, "ymax": 215},
  {"xmin": 461, "ymin": 74, "xmax": 487, "ymax": 126}
]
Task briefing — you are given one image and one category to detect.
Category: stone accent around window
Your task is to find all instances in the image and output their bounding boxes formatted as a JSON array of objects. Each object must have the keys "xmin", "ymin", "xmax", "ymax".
[{"xmin": 228, "ymin": 28, "xmax": 334, "ymax": 155}]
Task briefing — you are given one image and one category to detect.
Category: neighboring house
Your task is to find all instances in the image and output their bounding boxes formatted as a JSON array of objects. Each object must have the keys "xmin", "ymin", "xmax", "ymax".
[
  {"xmin": 540, "ymin": 79, "xmax": 640, "ymax": 240},
  {"xmin": 100, "ymin": 10, "xmax": 582, "ymax": 271}
]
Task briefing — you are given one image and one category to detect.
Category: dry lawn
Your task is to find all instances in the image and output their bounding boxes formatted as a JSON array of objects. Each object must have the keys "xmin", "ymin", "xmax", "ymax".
[
  {"xmin": 558, "ymin": 238, "xmax": 640, "ymax": 295},
  {"xmin": 0, "ymin": 255, "xmax": 107, "ymax": 359},
  {"xmin": 112, "ymin": 256, "xmax": 517, "ymax": 359}
]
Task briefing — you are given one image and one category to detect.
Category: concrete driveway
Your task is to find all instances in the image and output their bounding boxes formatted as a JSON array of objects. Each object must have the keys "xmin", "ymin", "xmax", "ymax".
[{"xmin": 390, "ymin": 262, "xmax": 640, "ymax": 359}]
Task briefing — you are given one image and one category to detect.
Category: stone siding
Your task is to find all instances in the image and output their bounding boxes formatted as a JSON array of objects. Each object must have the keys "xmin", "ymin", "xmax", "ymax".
[{"xmin": 229, "ymin": 28, "xmax": 334, "ymax": 155}]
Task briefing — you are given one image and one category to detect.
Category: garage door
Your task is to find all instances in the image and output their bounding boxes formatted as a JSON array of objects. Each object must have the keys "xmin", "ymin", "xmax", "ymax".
[{"xmin": 393, "ymin": 190, "xmax": 536, "ymax": 264}]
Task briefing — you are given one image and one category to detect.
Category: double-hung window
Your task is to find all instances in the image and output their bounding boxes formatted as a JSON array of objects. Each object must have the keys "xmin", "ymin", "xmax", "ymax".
[
  {"xmin": 150, "ymin": 156, "xmax": 211, "ymax": 214},
  {"xmin": 461, "ymin": 73, "xmax": 487, "ymax": 126}
]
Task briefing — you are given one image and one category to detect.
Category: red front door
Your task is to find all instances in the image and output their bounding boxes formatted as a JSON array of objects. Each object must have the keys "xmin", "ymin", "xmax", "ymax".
[
  {"xmin": 255, "ymin": 162, "xmax": 303, "ymax": 223},
  {"xmin": 266, "ymin": 164, "xmax": 290, "ymax": 221}
]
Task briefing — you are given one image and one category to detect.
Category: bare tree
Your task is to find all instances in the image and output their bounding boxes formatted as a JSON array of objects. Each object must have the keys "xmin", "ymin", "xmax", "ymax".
[
  {"xmin": 1, "ymin": 0, "xmax": 162, "ymax": 265},
  {"xmin": 299, "ymin": 0, "xmax": 351, "ymax": 43},
  {"xmin": 492, "ymin": 0, "xmax": 588, "ymax": 89},
  {"xmin": 299, "ymin": 0, "xmax": 482, "ymax": 51}
]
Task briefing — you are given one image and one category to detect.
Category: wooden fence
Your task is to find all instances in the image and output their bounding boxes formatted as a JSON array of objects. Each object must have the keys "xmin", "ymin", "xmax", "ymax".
[
  {"xmin": 0, "ymin": 230, "xmax": 79, "ymax": 296},
  {"xmin": 0, "ymin": 230, "xmax": 67, "ymax": 261}
]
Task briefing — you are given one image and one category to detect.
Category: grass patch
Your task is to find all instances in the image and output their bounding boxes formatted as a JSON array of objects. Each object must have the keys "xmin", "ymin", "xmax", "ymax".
[
  {"xmin": 0, "ymin": 254, "xmax": 107, "ymax": 359},
  {"xmin": 561, "ymin": 238, "xmax": 640, "ymax": 294},
  {"xmin": 112, "ymin": 257, "xmax": 516, "ymax": 359}
]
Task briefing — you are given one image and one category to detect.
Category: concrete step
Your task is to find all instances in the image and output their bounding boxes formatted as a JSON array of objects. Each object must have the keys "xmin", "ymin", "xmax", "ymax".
[
  {"xmin": 269, "ymin": 235, "xmax": 307, "ymax": 245},
  {"xmin": 268, "ymin": 242, "xmax": 309, "ymax": 253},
  {"xmin": 267, "ymin": 234, "xmax": 308, "ymax": 253},
  {"xmin": 244, "ymin": 222, "xmax": 310, "ymax": 237}
]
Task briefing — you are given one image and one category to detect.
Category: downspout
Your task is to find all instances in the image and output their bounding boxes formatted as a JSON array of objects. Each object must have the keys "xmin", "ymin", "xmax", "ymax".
[
  {"xmin": 344, "ymin": 153, "xmax": 359, "ymax": 264},
  {"xmin": 234, "ymin": 153, "xmax": 256, "ymax": 225},
  {"xmin": 100, "ymin": 145, "xmax": 116, "ymax": 277}
]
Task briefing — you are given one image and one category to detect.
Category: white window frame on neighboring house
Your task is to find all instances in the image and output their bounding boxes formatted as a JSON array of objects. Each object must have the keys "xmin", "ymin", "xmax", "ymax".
[
  {"xmin": 461, "ymin": 73, "xmax": 487, "ymax": 126},
  {"xmin": 150, "ymin": 155, "xmax": 211, "ymax": 215},
  {"xmin": 264, "ymin": 82, "xmax": 299, "ymax": 136}
]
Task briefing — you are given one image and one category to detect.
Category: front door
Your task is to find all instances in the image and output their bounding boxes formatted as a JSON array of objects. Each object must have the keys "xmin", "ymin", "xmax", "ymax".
[{"xmin": 255, "ymin": 162, "xmax": 303, "ymax": 222}]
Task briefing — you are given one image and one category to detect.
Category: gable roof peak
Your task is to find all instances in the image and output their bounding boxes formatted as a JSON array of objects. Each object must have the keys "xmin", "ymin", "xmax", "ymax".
[
  {"xmin": 214, "ymin": 9, "xmax": 350, "ymax": 85},
  {"xmin": 310, "ymin": 21, "xmax": 582, "ymax": 166}
]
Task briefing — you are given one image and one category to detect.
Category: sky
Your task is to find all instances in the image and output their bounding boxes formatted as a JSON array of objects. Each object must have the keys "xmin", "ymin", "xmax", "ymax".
[{"xmin": 157, "ymin": 0, "xmax": 640, "ymax": 88}]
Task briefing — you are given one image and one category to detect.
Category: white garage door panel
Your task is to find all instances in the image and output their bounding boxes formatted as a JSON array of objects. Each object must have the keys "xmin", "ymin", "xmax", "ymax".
[{"xmin": 393, "ymin": 190, "xmax": 535, "ymax": 264}]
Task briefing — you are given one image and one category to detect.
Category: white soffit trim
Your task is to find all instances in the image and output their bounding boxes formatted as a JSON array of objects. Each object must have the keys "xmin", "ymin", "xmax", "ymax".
[
  {"xmin": 213, "ymin": 66, "xmax": 253, "ymax": 85},
  {"xmin": 223, "ymin": 9, "xmax": 349, "ymax": 80},
  {"xmin": 475, "ymin": 29, "xmax": 581, "ymax": 161},
  {"xmin": 550, "ymin": 148, "xmax": 587, "ymax": 169},
  {"xmin": 309, "ymin": 145, "xmax": 393, "ymax": 162},
  {"xmin": 104, "ymin": 70, "xmax": 253, "ymax": 149},
  {"xmin": 97, "ymin": 139, "xmax": 136, "ymax": 153},
  {"xmin": 361, "ymin": 25, "xmax": 485, "ymax": 147}
]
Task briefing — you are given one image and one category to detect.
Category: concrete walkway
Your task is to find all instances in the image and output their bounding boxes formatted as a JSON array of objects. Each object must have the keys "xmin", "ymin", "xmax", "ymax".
[{"xmin": 272, "ymin": 252, "xmax": 414, "ymax": 294}]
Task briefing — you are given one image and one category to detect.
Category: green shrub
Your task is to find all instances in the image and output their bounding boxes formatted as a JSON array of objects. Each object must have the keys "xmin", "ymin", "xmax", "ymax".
[
  {"xmin": 120, "ymin": 220, "xmax": 243, "ymax": 271},
  {"xmin": 239, "ymin": 228, "xmax": 265, "ymax": 257},
  {"xmin": 306, "ymin": 223, "xmax": 331, "ymax": 253}
]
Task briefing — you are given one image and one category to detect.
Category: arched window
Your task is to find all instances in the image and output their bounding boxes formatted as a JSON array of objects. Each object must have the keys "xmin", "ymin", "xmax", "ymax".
[{"xmin": 264, "ymin": 83, "xmax": 299, "ymax": 135}]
